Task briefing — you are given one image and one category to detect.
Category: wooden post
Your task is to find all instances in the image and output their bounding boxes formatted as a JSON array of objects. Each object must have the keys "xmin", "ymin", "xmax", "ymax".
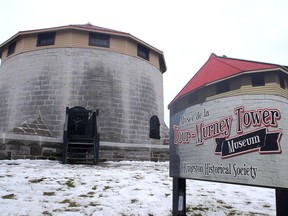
[
  {"xmin": 276, "ymin": 188, "xmax": 288, "ymax": 216},
  {"xmin": 172, "ymin": 177, "xmax": 186, "ymax": 216}
]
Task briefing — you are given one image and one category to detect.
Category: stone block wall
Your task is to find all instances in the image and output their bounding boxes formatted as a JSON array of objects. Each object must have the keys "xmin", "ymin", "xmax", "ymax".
[
  {"xmin": 0, "ymin": 135, "xmax": 63, "ymax": 160},
  {"xmin": 0, "ymin": 48, "xmax": 169, "ymax": 145},
  {"xmin": 99, "ymin": 142, "xmax": 169, "ymax": 162},
  {"xmin": 0, "ymin": 134, "xmax": 169, "ymax": 162}
]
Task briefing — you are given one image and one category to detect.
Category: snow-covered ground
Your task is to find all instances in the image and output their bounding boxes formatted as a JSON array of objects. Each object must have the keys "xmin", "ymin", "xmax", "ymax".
[{"xmin": 0, "ymin": 160, "xmax": 275, "ymax": 216}]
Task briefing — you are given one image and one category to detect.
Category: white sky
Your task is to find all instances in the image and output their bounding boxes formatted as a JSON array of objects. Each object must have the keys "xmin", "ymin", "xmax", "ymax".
[{"xmin": 1, "ymin": 0, "xmax": 288, "ymax": 125}]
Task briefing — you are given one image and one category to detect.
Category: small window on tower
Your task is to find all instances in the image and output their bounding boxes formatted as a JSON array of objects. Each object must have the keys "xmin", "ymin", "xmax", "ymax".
[
  {"xmin": 37, "ymin": 32, "xmax": 56, "ymax": 46},
  {"xmin": 89, "ymin": 33, "xmax": 110, "ymax": 47},
  {"xmin": 279, "ymin": 74, "xmax": 285, "ymax": 89},
  {"xmin": 137, "ymin": 44, "xmax": 149, "ymax": 60},
  {"xmin": 149, "ymin": 115, "xmax": 160, "ymax": 139},
  {"xmin": 251, "ymin": 73, "xmax": 265, "ymax": 87},
  {"xmin": 7, "ymin": 41, "xmax": 17, "ymax": 56},
  {"xmin": 216, "ymin": 80, "xmax": 230, "ymax": 94},
  {"xmin": 189, "ymin": 93, "xmax": 198, "ymax": 104}
]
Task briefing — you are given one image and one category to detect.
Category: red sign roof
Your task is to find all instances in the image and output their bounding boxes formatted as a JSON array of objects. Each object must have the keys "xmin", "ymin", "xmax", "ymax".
[{"xmin": 169, "ymin": 53, "xmax": 287, "ymax": 107}]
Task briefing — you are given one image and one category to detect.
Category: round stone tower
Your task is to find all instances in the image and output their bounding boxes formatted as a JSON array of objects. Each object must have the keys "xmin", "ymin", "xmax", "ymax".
[{"xmin": 0, "ymin": 24, "xmax": 169, "ymax": 161}]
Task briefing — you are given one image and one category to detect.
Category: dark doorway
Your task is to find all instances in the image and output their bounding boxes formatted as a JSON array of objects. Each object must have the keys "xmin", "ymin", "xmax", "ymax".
[
  {"xmin": 149, "ymin": 115, "xmax": 160, "ymax": 139},
  {"xmin": 67, "ymin": 106, "xmax": 93, "ymax": 139},
  {"xmin": 63, "ymin": 106, "xmax": 100, "ymax": 164}
]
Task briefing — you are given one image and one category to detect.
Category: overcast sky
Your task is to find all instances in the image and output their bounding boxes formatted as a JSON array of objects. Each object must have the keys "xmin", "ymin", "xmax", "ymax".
[{"xmin": 1, "ymin": 0, "xmax": 288, "ymax": 125}]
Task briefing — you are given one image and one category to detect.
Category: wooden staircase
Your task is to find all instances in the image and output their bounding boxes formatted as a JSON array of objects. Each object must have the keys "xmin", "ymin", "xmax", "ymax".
[{"xmin": 62, "ymin": 107, "xmax": 100, "ymax": 165}]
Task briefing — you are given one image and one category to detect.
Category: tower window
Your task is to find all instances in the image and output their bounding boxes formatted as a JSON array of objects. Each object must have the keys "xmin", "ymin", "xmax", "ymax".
[
  {"xmin": 137, "ymin": 44, "xmax": 149, "ymax": 60},
  {"xmin": 251, "ymin": 73, "xmax": 265, "ymax": 87},
  {"xmin": 149, "ymin": 115, "xmax": 160, "ymax": 139},
  {"xmin": 216, "ymin": 80, "xmax": 229, "ymax": 94},
  {"xmin": 7, "ymin": 41, "xmax": 17, "ymax": 56},
  {"xmin": 37, "ymin": 32, "xmax": 56, "ymax": 46},
  {"xmin": 279, "ymin": 74, "xmax": 285, "ymax": 89},
  {"xmin": 188, "ymin": 93, "xmax": 198, "ymax": 104},
  {"xmin": 89, "ymin": 33, "xmax": 110, "ymax": 47}
]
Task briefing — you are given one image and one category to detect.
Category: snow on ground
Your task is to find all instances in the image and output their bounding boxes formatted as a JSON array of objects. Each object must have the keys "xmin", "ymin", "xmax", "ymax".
[{"xmin": 0, "ymin": 160, "xmax": 275, "ymax": 216}]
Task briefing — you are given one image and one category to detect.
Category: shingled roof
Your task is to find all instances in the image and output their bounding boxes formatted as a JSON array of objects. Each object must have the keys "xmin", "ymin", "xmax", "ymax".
[
  {"xmin": 169, "ymin": 53, "xmax": 288, "ymax": 107},
  {"xmin": 71, "ymin": 23, "xmax": 129, "ymax": 35}
]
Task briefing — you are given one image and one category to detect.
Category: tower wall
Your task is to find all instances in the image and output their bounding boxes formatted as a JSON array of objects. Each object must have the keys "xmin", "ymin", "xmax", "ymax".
[{"xmin": 0, "ymin": 48, "xmax": 168, "ymax": 145}]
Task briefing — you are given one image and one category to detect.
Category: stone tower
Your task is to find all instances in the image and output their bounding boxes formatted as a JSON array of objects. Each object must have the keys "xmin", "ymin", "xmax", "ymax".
[{"xmin": 0, "ymin": 24, "xmax": 169, "ymax": 161}]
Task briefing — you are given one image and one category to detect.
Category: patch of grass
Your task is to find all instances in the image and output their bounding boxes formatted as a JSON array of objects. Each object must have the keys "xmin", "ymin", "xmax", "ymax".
[
  {"xmin": 263, "ymin": 204, "xmax": 271, "ymax": 208},
  {"xmin": 247, "ymin": 212, "xmax": 267, "ymax": 216},
  {"xmin": 223, "ymin": 205, "xmax": 233, "ymax": 209},
  {"xmin": 69, "ymin": 202, "xmax": 78, "ymax": 207},
  {"xmin": 64, "ymin": 208, "xmax": 81, "ymax": 212},
  {"xmin": 92, "ymin": 185, "xmax": 97, "ymax": 190},
  {"xmin": 131, "ymin": 198, "xmax": 138, "ymax": 204},
  {"xmin": 29, "ymin": 177, "xmax": 46, "ymax": 183},
  {"xmin": 190, "ymin": 205, "xmax": 209, "ymax": 212},
  {"xmin": 65, "ymin": 179, "xmax": 75, "ymax": 188},
  {"xmin": 89, "ymin": 201, "xmax": 99, "ymax": 206},
  {"xmin": 186, "ymin": 206, "xmax": 204, "ymax": 215},
  {"xmin": 133, "ymin": 174, "xmax": 143, "ymax": 180},
  {"xmin": 59, "ymin": 199, "xmax": 78, "ymax": 207},
  {"xmin": 2, "ymin": 194, "xmax": 16, "ymax": 199},
  {"xmin": 186, "ymin": 206, "xmax": 193, "ymax": 213},
  {"xmin": 186, "ymin": 204, "xmax": 209, "ymax": 213},
  {"xmin": 103, "ymin": 185, "xmax": 111, "ymax": 191},
  {"xmin": 52, "ymin": 208, "xmax": 62, "ymax": 212},
  {"xmin": 42, "ymin": 211, "xmax": 53, "ymax": 216},
  {"xmin": 217, "ymin": 200, "xmax": 225, "ymax": 204},
  {"xmin": 79, "ymin": 191, "xmax": 95, "ymax": 198},
  {"xmin": 216, "ymin": 200, "xmax": 234, "ymax": 210},
  {"xmin": 60, "ymin": 199, "xmax": 70, "ymax": 204},
  {"xmin": 227, "ymin": 210, "xmax": 238, "ymax": 216},
  {"xmin": 43, "ymin": 192, "xmax": 55, "ymax": 196}
]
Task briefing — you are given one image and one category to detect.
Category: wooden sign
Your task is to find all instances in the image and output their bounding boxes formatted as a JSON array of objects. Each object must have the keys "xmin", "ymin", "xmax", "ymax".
[{"xmin": 170, "ymin": 94, "xmax": 287, "ymax": 188}]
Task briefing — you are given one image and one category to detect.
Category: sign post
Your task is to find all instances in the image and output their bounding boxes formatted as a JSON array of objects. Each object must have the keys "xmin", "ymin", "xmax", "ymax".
[
  {"xmin": 276, "ymin": 189, "xmax": 288, "ymax": 215},
  {"xmin": 172, "ymin": 177, "xmax": 186, "ymax": 216}
]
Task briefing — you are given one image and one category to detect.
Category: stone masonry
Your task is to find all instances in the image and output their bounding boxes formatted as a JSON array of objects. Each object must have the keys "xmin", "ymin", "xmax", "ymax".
[
  {"xmin": 0, "ymin": 48, "xmax": 169, "ymax": 145},
  {"xmin": 0, "ymin": 134, "xmax": 169, "ymax": 162}
]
